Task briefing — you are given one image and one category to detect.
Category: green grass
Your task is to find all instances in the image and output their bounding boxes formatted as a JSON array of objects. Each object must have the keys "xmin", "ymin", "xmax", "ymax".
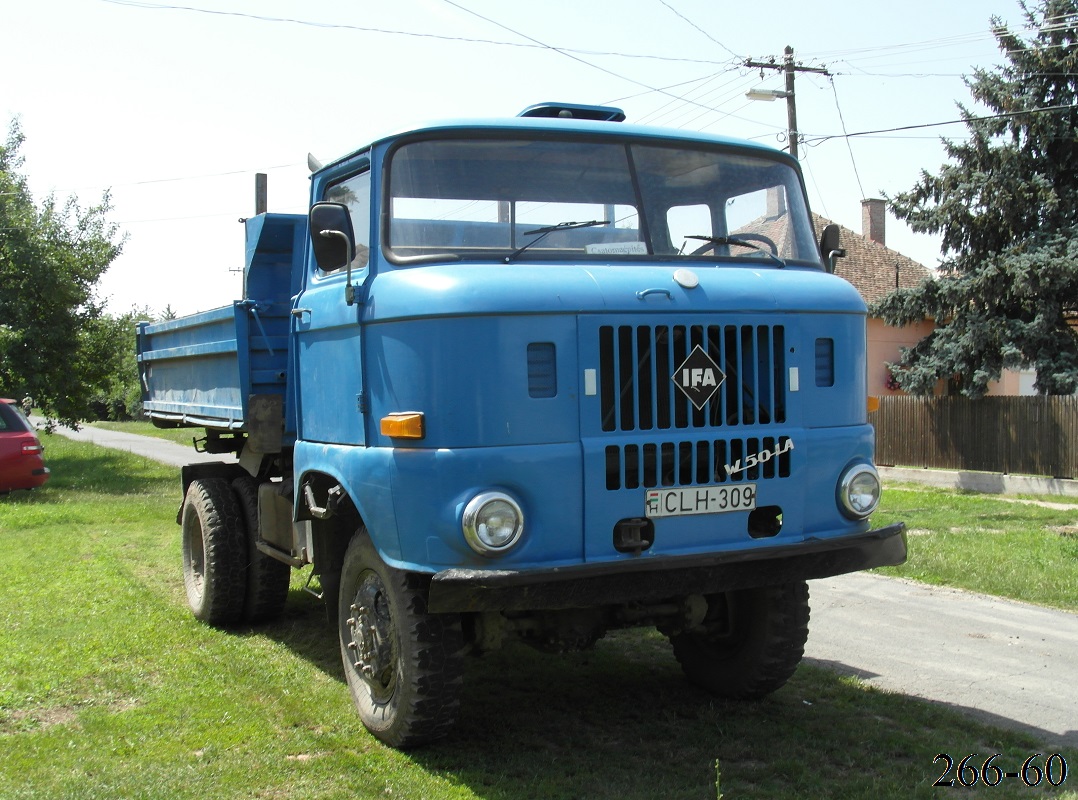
[
  {"xmin": 874, "ymin": 483, "xmax": 1078, "ymax": 611},
  {"xmin": 0, "ymin": 438, "xmax": 1074, "ymax": 799}
]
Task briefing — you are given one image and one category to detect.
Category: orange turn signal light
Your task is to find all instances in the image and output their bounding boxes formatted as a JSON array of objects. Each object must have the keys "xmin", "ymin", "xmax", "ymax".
[
  {"xmin": 380, "ymin": 412, "xmax": 425, "ymax": 440},
  {"xmin": 867, "ymin": 396, "xmax": 880, "ymax": 413}
]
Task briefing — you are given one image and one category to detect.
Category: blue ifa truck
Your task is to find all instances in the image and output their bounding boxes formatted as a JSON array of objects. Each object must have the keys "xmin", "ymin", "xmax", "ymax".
[{"xmin": 137, "ymin": 102, "xmax": 907, "ymax": 747}]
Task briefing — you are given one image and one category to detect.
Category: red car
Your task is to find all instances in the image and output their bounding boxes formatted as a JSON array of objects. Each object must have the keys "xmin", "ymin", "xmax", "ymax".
[{"xmin": 0, "ymin": 399, "xmax": 50, "ymax": 493}]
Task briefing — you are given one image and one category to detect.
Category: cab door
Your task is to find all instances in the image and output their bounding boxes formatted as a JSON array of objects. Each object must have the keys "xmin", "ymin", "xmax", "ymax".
[{"xmin": 293, "ymin": 167, "xmax": 372, "ymax": 446}]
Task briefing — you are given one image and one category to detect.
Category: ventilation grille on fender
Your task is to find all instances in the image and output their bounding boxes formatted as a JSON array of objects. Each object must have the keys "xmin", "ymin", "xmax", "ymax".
[{"xmin": 527, "ymin": 342, "xmax": 557, "ymax": 398}]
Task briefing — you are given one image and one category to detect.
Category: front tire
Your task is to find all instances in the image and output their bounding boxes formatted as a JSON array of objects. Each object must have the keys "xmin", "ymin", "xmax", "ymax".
[
  {"xmin": 669, "ymin": 581, "xmax": 810, "ymax": 700},
  {"xmin": 338, "ymin": 531, "xmax": 465, "ymax": 748},
  {"xmin": 181, "ymin": 478, "xmax": 247, "ymax": 626}
]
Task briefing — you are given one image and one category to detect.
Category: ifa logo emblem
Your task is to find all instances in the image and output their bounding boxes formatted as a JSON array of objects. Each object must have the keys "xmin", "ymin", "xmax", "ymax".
[{"xmin": 672, "ymin": 345, "xmax": 726, "ymax": 410}]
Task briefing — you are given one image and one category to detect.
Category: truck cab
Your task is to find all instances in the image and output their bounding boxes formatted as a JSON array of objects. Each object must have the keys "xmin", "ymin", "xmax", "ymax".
[{"xmin": 137, "ymin": 103, "xmax": 905, "ymax": 748}]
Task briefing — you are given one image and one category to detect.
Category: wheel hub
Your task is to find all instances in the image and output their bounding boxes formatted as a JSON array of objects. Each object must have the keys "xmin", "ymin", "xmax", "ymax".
[
  {"xmin": 184, "ymin": 523, "xmax": 206, "ymax": 592},
  {"xmin": 346, "ymin": 573, "xmax": 396, "ymax": 698}
]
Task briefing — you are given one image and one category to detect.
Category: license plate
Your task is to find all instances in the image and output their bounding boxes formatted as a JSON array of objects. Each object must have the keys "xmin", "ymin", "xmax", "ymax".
[{"xmin": 645, "ymin": 484, "xmax": 757, "ymax": 518}]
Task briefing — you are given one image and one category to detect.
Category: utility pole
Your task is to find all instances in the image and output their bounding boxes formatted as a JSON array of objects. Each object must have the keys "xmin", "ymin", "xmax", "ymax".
[
  {"xmin": 255, "ymin": 173, "xmax": 268, "ymax": 215},
  {"xmin": 744, "ymin": 46, "xmax": 830, "ymax": 159}
]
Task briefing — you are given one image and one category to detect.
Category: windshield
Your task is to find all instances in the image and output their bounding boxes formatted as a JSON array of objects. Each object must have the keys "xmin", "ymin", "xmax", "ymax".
[{"xmin": 385, "ymin": 136, "xmax": 822, "ymax": 267}]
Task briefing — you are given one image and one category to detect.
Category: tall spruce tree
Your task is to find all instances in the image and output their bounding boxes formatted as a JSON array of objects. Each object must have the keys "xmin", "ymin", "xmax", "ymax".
[
  {"xmin": 0, "ymin": 120, "xmax": 126, "ymax": 426},
  {"xmin": 875, "ymin": 0, "xmax": 1078, "ymax": 397}
]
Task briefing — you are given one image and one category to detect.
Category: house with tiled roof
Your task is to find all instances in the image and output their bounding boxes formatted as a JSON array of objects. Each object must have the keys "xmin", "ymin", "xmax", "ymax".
[
  {"xmin": 812, "ymin": 199, "xmax": 937, "ymax": 396},
  {"xmin": 811, "ymin": 199, "xmax": 1048, "ymax": 396}
]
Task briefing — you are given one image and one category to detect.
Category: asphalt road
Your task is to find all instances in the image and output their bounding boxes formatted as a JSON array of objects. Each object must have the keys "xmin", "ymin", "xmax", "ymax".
[
  {"xmin": 806, "ymin": 572, "xmax": 1076, "ymax": 749},
  {"xmin": 45, "ymin": 422, "xmax": 232, "ymax": 467},
  {"xmin": 48, "ymin": 423, "xmax": 1078, "ymax": 748}
]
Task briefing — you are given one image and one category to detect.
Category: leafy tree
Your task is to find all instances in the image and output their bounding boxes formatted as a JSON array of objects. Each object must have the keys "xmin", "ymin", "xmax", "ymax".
[
  {"xmin": 88, "ymin": 306, "xmax": 155, "ymax": 422},
  {"xmin": 0, "ymin": 119, "xmax": 126, "ymax": 426},
  {"xmin": 875, "ymin": 0, "xmax": 1078, "ymax": 397}
]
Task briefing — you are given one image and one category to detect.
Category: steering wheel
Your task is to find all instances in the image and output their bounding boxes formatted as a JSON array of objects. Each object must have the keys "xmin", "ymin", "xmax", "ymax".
[{"xmin": 689, "ymin": 232, "xmax": 779, "ymax": 257}]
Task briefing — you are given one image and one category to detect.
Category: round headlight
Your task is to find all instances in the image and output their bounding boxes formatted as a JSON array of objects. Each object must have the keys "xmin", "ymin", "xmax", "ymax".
[
  {"xmin": 839, "ymin": 464, "xmax": 881, "ymax": 519},
  {"xmin": 462, "ymin": 491, "xmax": 524, "ymax": 556}
]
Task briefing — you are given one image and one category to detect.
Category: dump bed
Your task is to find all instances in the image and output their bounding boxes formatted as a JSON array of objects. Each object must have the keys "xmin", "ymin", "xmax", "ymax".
[{"xmin": 136, "ymin": 213, "xmax": 304, "ymax": 437}]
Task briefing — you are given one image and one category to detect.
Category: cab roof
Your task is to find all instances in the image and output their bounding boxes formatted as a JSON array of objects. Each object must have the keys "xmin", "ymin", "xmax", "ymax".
[{"xmin": 314, "ymin": 102, "xmax": 791, "ymax": 176}]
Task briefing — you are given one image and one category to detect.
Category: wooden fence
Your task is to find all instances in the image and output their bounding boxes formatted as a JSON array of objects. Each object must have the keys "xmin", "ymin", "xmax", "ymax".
[{"xmin": 872, "ymin": 395, "xmax": 1078, "ymax": 479}]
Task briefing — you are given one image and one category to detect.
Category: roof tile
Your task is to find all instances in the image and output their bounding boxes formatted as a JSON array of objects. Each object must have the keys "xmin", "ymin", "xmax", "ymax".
[{"xmin": 812, "ymin": 214, "xmax": 932, "ymax": 305}]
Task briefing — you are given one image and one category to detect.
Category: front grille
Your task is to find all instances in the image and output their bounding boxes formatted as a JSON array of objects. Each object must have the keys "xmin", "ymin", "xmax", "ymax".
[
  {"xmin": 599, "ymin": 324, "xmax": 786, "ymax": 432},
  {"xmin": 605, "ymin": 436, "xmax": 793, "ymax": 491}
]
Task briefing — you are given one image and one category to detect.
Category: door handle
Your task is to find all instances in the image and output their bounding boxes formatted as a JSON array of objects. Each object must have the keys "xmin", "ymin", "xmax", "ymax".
[{"xmin": 636, "ymin": 288, "xmax": 673, "ymax": 301}]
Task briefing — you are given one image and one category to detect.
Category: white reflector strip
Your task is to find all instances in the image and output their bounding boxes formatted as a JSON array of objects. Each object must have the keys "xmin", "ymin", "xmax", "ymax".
[{"xmin": 584, "ymin": 368, "xmax": 597, "ymax": 396}]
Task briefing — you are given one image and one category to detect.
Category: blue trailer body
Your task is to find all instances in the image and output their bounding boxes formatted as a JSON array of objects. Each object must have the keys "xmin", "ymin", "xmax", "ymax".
[
  {"xmin": 137, "ymin": 213, "xmax": 301, "ymax": 435},
  {"xmin": 137, "ymin": 104, "xmax": 906, "ymax": 747}
]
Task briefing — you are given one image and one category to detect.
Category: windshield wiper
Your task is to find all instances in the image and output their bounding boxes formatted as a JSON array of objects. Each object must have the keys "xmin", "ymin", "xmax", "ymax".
[
  {"xmin": 685, "ymin": 235, "xmax": 786, "ymax": 268},
  {"xmin": 504, "ymin": 219, "xmax": 610, "ymax": 263}
]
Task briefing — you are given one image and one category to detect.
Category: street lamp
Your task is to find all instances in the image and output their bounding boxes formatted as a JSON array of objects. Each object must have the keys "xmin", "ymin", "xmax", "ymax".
[
  {"xmin": 743, "ymin": 45, "xmax": 830, "ymax": 159},
  {"xmin": 746, "ymin": 84, "xmax": 798, "ymax": 157},
  {"xmin": 745, "ymin": 88, "xmax": 791, "ymax": 102}
]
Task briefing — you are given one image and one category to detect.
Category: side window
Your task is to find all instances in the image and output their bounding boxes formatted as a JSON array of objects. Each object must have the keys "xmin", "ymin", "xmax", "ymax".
[
  {"xmin": 667, "ymin": 204, "xmax": 712, "ymax": 254},
  {"xmin": 324, "ymin": 171, "xmax": 371, "ymax": 272},
  {"xmin": 725, "ymin": 185, "xmax": 807, "ymax": 259},
  {"xmin": 725, "ymin": 187, "xmax": 772, "ymax": 234}
]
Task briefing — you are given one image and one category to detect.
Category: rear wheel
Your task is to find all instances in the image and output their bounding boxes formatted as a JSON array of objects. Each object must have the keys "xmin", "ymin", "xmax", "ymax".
[
  {"xmin": 181, "ymin": 478, "xmax": 247, "ymax": 626},
  {"xmin": 232, "ymin": 476, "xmax": 291, "ymax": 624},
  {"xmin": 338, "ymin": 531, "xmax": 465, "ymax": 748},
  {"xmin": 669, "ymin": 581, "xmax": 810, "ymax": 699}
]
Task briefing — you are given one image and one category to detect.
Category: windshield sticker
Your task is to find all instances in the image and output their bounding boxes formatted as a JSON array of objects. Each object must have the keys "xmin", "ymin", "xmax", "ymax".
[{"xmin": 585, "ymin": 242, "xmax": 648, "ymax": 255}]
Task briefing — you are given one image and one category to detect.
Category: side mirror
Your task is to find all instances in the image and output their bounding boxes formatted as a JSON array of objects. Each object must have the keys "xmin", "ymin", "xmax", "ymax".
[
  {"xmin": 310, "ymin": 202, "xmax": 355, "ymax": 270},
  {"xmin": 309, "ymin": 202, "xmax": 358, "ymax": 304},
  {"xmin": 819, "ymin": 223, "xmax": 846, "ymax": 274}
]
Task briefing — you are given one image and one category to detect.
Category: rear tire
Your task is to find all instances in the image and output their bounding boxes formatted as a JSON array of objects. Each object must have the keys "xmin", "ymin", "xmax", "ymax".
[
  {"xmin": 181, "ymin": 478, "xmax": 247, "ymax": 626},
  {"xmin": 669, "ymin": 581, "xmax": 810, "ymax": 699},
  {"xmin": 232, "ymin": 476, "xmax": 291, "ymax": 624},
  {"xmin": 338, "ymin": 530, "xmax": 464, "ymax": 748}
]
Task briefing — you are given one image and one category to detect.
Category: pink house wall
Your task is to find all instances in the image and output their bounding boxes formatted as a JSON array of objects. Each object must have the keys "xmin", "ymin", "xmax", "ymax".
[
  {"xmin": 866, "ymin": 318, "xmax": 935, "ymax": 395},
  {"xmin": 868, "ymin": 318, "xmax": 1031, "ymax": 396}
]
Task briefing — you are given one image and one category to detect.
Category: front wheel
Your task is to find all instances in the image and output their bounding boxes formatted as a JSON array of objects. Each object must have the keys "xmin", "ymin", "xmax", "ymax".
[
  {"xmin": 338, "ymin": 531, "xmax": 465, "ymax": 748},
  {"xmin": 668, "ymin": 581, "xmax": 810, "ymax": 700}
]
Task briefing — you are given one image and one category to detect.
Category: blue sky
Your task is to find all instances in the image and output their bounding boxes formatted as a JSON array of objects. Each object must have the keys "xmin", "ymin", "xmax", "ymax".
[{"xmin": 4, "ymin": 0, "xmax": 1024, "ymax": 316}]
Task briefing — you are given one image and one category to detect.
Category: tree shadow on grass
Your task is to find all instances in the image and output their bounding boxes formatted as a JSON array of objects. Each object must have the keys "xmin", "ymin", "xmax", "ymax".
[{"xmin": 255, "ymin": 597, "xmax": 1050, "ymax": 800}]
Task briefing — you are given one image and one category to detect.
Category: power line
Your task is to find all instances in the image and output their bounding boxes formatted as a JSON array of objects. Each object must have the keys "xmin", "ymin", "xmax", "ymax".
[
  {"xmin": 803, "ymin": 103, "xmax": 1078, "ymax": 144},
  {"xmin": 637, "ymin": 72, "xmax": 752, "ymax": 127},
  {"xmin": 97, "ymin": 0, "xmax": 734, "ymax": 67},
  {"xmin": 656, "ymin": 0, "xmax": 742, "ymax": 61},
  {"xmin": 59, "ymin": 162, "xmax": 303, "ymax": 197},
  {"xmin": 440, "ymin": 0, "xmax": 733, "ymax": 119},
  {"xmin": 604, "ymin": 71, "xmax": 737, "ymax": 105},
  {"xmin": 828, "ymin": 77, "xmax": 866, "ymax": 199}
]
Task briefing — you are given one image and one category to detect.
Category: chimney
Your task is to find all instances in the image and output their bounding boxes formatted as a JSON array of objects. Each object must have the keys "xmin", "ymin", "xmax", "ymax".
[
  {"xmin": 861, "ymin": 198, "xmax": 886, "ymax": 245},
  {"xmin": 766, "ymin": 186, "xmax": 787, "ymax": 218}
]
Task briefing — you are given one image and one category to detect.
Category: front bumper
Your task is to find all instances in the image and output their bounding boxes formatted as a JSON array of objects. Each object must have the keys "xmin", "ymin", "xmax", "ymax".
[{"xmin": 427, "ymin": 522, "xmax": 907, "ymax": 613}]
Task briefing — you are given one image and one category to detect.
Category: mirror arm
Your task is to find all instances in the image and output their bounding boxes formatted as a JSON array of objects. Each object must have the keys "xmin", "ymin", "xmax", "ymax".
[
  {"xmin": 826, "ymin": 248, "xmax": 846, "ymax": 274},
  {"xmin": 320, "ymin": 229, "xmax": 357, "ymax": 305}
]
